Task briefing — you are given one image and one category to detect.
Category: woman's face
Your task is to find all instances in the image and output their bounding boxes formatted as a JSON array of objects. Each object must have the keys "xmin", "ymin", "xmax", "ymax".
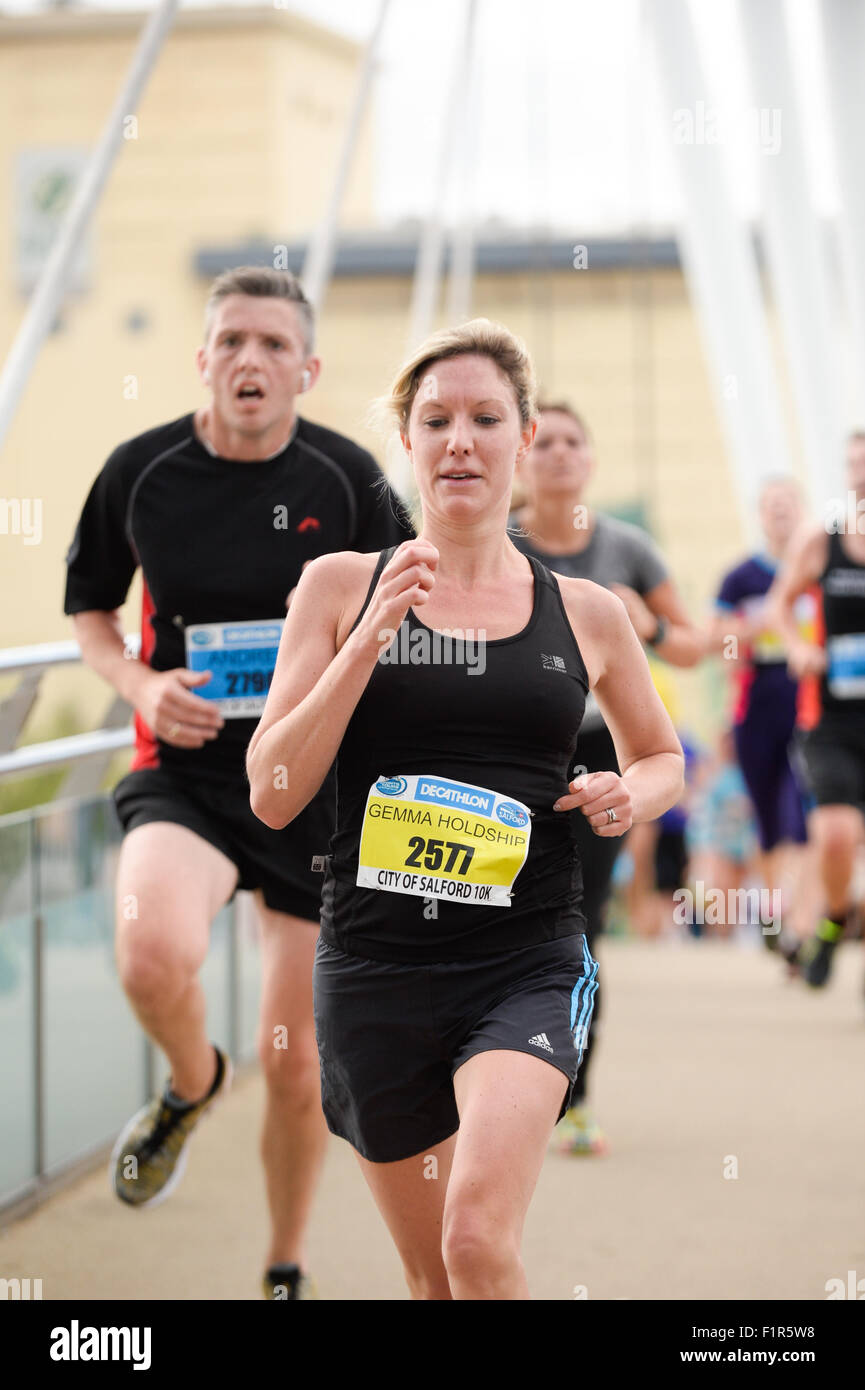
[
  {"xmin": 402, "ymin": 353, "xmax": 534, "ymax": 525},
  {"xmin": 521, "ymin": 409, "xmax": 593, "ymax": 496}
]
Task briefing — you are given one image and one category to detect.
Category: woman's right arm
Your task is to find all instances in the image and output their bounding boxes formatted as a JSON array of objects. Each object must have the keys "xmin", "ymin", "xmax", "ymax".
[{"xmin": 247, "ymin": 541, "xmax": 438, "ymax": 829}]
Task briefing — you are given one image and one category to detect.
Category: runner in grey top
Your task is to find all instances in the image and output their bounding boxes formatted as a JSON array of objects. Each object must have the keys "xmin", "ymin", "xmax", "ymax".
[
  {"xmin": 512, "ymin": 512, "xmax": 670, "ymax": 731},
  {"xmin": 510, "ymin": 401, "xmax": 704, "ymax": 1155}
]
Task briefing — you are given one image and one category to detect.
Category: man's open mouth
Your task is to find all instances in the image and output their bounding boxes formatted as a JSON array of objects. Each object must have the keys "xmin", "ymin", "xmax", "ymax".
[{"xmin": 236, "ymin": 384, "xmax": 264, "ymax": 399}]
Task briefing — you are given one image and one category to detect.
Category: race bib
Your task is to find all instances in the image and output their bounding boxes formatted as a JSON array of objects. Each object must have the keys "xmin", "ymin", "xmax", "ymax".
[
  {"xmin": 827, "ymin": 633, "xmax": 865, "ymax": 699},
  {"xmin": 184, "ymin": 619, "xmax": 283, "ymax": 718},
  {"xmin": 357, "ymin": 774, "xmax": 532, "ymax": 907}
]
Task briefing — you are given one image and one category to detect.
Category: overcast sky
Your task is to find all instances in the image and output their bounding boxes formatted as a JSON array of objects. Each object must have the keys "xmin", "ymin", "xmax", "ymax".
[{"xmin": 3, "ymin": 0, "xmax": 839, "ymax": 232}]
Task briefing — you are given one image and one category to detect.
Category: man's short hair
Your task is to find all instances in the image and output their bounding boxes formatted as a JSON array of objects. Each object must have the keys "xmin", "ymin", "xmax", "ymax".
[{"xmin": 204, "ymin": 267, "xmax": 315, "ymax": 353}]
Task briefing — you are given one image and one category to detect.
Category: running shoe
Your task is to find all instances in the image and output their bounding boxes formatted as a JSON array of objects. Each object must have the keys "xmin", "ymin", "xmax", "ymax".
[
  {"xmin": 262, "ymin": 1264, "xmax": 319, "ymax": 1300},
  {"xmin": 549, "ymin": 1105, "xmax": 608, "ymax": 1156},
  {"xmin": 762, "ymin": 921, "xmax": 781, "ymax": 953},
  {"xmin": 778, "ymin": 933, "xmax": 803, "ymax": 978},
  {"xmin": 800, "ymin": 917, "xmax": 844, "ymax": 989},
  {"xmin": 111, "ymin": 1045, "xmax": 231, "ymax": 1208}
]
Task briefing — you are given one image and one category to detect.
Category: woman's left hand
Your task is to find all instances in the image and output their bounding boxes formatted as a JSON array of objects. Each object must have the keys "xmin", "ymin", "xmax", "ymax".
[{"xmin": 553, "ymin": 769, "xmax": 633, "ymax": 836}]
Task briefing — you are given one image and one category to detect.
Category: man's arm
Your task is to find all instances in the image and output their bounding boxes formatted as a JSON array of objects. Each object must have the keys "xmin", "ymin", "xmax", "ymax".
[
  {"xmin": 72, "ymin": 610, "xmax": 223, "ymax": 748},
  {"xmin": 611, "ymin": 578, "xmax": 707, "ymax": 667},
  {"xmin": 72, "ymin": 609, "xmax": 151, "ymax": 706}
]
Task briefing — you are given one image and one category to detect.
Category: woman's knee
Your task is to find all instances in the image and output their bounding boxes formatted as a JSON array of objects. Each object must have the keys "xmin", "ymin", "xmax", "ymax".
[{"xmin": 441, "ymin": 1199, "xmax": 518, "ymax": 1287}]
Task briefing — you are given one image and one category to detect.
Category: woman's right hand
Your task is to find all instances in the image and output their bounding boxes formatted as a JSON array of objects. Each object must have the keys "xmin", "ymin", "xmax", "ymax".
[
  {"xmin": 353, "ymin": 540, "xmax": 440, "ymax": 659},
  {"xmin": 136, "ymin": 668, "xmax": 225, "ymax": 747}
]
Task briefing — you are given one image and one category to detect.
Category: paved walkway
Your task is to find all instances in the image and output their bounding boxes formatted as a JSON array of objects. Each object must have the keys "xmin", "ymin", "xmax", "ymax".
[{"xmin": 2, "ymin": 937, "xmax": 864, "ymax": 1301}]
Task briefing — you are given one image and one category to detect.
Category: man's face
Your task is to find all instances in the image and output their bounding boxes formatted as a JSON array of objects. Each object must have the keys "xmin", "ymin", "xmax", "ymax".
[
  {"xmin": 521, "ymin": 410, "xmax": 593, "ymax": 495},
  {"xmin": 197, "ymin": 295, "xmax": 314, "ymax": 436}
]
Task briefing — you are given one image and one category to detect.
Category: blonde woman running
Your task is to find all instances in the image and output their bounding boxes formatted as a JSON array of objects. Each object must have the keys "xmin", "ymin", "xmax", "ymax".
[{"xmin": 248, "ymin": 320, "xmax": 683, "ymax": 1300}]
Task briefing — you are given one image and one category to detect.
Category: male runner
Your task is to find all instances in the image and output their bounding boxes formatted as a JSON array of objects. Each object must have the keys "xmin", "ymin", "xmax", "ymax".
[
  {"xmin": 511, "ymin": 402, "xmax": 704, "ymax": 1154},
  {"xmin": 773, "ymin": 433, "xmax": 865, "ymax": 987},
  {"xmin": 64, "ymin": 267, "xmax": 413, "ymax": 1298}
]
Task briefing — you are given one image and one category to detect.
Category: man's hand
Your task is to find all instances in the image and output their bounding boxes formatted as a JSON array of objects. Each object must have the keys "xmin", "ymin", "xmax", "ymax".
[{"xmin": 137, "ymin": 668, "xmax": 225, "ymax": 747}]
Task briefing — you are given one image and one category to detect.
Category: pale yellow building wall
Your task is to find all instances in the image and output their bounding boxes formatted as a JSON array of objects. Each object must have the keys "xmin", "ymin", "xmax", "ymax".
[{"xmin": 0, "ymin": 11, "xmax": 768, "ymax": 748}]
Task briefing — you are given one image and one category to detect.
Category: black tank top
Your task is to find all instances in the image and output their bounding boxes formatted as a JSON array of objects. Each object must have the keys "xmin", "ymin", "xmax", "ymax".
[
  {"xmin": 319, "ymin": 549, "xmax": 590, "ymax": 962},
  {"xmin": 819, "ymin": 531, "xmax": 865, "ymax": 717}
]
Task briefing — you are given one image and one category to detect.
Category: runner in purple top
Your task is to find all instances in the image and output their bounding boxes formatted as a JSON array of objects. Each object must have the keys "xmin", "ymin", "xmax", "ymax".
[{"xmin": 711, "ymin": 477, "xmax": 811, "ymax": 957}]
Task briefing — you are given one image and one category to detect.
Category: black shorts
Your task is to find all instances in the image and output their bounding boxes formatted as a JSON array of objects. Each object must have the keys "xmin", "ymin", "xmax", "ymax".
[
  {"xmin": 313, "ymin": 933, "xmax": 598, "ymax": 1163},
  {"xmin": 113, "ymin": 766, "xmax": 334, "ymax": 921},
  {"xmin": 655, "ymin": 828, "xmax": 688, "ymax": 891},
  {"xmin": 797, "ymin": 718, "xmax": 865, "ymax": 811}
]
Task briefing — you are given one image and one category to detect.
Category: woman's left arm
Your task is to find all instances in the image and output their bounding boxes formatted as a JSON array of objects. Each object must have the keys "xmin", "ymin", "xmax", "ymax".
[{"xmin": 555, "ymin": 583, "xmax": 685, "ymax": 835}]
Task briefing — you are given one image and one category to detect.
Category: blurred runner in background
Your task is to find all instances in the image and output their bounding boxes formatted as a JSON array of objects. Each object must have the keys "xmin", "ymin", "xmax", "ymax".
[
  {"xmin": 709, "ymin": 477, "xmax": 812, "ymax": 958},
  {"xmin": 511, "ymin": 402, "xmax": 704, "ymax": 1154},
  {"xmin": 773, "ymin": 435, "xmax": 865, "ymax": 988}
]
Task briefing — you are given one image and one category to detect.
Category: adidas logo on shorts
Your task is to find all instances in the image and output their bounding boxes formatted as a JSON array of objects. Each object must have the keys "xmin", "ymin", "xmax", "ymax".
[{"xmin": 528, "ymin": 1032, "xmax": 554, "ymax": 1053}]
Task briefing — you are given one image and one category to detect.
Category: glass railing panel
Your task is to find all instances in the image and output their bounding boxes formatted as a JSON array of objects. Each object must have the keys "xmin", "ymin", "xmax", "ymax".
[
  {"xmin": 0, "ymin": 817, "xmax": 36, "ymax": 1195},
  {"xmin": 38, "ymin": 799, "xmax": 145, "ymax": 1172}
]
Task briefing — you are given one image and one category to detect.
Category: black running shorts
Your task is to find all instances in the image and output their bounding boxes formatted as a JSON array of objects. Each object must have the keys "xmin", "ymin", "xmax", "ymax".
[
  {"xmin": 655, "ymin": 828, "xmax": 689, "ymax": 892},
  {"xmin": 798, "ymin": 718, "xmax": 865, "ymax": 810},
  {"xmin": 113, "ymin": 766, "xmax": 334, "ymax": 921},
  {"xmin": 313, "ymin": 933, "xmax": 598, "ymax": 1163}
]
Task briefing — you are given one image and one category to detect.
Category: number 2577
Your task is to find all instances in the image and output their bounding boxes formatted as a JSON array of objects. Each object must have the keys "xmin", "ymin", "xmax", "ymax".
[{"xmin": 405, "ymin": 837, "xmax": 475, "ymax": 875}]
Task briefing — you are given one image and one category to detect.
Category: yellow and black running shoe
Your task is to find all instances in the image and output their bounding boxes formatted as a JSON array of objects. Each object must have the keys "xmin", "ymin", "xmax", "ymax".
[
  {"xmin": 801, "ymin": 917, "xmax": 844, "ymax": 989},
  {"xmin": 262, "ymin": 1264, "xmax": 319, "ymax": 1300},
  {"xmin": 111, "ymin": 1045, "xmax": 231, "ymax": 1208}
]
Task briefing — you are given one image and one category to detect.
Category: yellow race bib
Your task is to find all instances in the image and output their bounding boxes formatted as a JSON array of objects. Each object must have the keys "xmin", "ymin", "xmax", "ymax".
[{"xmin": 357, "ymin": 774, "xmax": 532, "ymax": 908}]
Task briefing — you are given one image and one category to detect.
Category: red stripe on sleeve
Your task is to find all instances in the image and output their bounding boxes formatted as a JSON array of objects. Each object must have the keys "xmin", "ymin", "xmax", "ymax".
[{"xmin": 130, "ymin": 581, "xmax": 160, "ymax": 771}]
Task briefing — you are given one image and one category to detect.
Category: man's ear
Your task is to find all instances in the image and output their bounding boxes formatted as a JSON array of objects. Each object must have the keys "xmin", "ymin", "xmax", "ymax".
[{"xmin": 301, "ymin": 357, "xmax": 322, "ymax": 392}]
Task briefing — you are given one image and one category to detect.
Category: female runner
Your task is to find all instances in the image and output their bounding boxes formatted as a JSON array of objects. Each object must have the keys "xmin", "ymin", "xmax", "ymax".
[{"xmin": 248, "ymin": 319, "xmax": 683, "ymax": 1299}]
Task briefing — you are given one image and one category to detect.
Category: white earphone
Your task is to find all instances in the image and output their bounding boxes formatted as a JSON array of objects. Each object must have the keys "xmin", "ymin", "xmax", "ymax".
[
  {"xmin": 203, "ymin": 369, "xmax": 211, "ymax": 384},
  {"xmin": 301, "ymin": 370, "xmax": 311, "ymax": 392}
]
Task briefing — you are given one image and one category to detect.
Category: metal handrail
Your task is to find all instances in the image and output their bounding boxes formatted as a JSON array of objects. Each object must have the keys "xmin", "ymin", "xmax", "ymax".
[
  {"xmin": 0, "ymin": 636, "xmax": 140, "ymax": 676},
  {"xmin": 0, "ymin": 636, "xmax": 140, "ymax": 791},
  {"xmin": 0, "ymin": 728, "xmax": 134, "ymax": 779}
]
